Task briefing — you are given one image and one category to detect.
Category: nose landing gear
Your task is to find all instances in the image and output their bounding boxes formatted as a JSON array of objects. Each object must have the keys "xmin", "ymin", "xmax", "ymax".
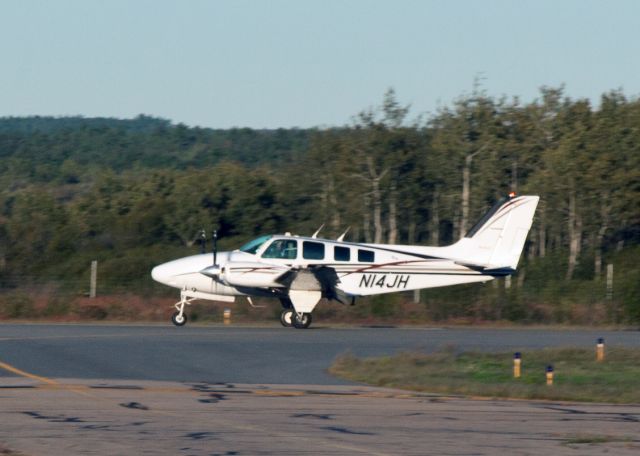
[
  {"xmin": 172, "ymin": 290, "xmax": 195, "ymax": 327},
  {"xmin": 171, "ymin": 311, "xmax": 187, "ymax": 326}
]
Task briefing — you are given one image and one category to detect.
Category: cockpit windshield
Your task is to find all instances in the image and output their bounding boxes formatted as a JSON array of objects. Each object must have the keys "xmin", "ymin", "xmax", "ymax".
[{"xmin": 238, "ymin": 235, "xmax": 272, "ymax": 254}]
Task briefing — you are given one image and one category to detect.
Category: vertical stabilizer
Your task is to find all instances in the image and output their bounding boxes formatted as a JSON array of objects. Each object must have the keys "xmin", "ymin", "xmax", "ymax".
[{"xmin": 444, "ymin": 195, "xmax": 539, "ymax": 270}]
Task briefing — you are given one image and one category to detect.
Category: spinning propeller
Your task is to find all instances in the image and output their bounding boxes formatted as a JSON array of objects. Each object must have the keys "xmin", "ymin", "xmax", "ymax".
[{"xmin": 200, "ymin": 228, "xmax": 222, "ymax": 279}]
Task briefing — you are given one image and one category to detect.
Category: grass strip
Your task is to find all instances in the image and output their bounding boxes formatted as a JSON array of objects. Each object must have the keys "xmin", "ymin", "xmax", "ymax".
[{"xmin": 329, "ymin": 346, "xmax": 640, "ymax": 403}]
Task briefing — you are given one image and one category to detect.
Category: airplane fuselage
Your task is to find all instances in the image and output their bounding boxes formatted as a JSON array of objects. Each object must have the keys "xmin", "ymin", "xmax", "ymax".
[
  {"xmin": 151, "ymin": 194, "xmax": 539, "ymax": 328},
  {"xmin": 152, "ymin": 236, "xmax": 500, "ymax": 299}
]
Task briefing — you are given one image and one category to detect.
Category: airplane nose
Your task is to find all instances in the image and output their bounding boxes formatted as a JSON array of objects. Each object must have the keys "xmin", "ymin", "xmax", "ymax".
[{"xmin": 151, "ymin": 263, "xmax": 171, "ymax": 285}]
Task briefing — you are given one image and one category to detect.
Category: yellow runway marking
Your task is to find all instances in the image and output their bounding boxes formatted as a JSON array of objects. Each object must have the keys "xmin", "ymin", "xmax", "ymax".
[
  {"xmin": 0, "ymin": 359, "xmax": 98, "ymax": 398},
  {"xmin": 0, "ymin": 360, "xmax": 59, "ymax": 386}
]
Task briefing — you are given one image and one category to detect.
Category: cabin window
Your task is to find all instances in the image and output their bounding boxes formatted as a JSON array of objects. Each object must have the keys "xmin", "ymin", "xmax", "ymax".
[
  {"xmin": 358, "ymin": 249, "xmax": 375, "ymax": 262},
  {"xmin": 334, "ymin": 246, "xmax": 350, "ymax": 261},
  {"xmin": 303, "ymin": 241, "xmax": 325, "ymax": 260},
  {"xmin": 262, "ymin": 239, "xmax": 298, "ymax": 259}
]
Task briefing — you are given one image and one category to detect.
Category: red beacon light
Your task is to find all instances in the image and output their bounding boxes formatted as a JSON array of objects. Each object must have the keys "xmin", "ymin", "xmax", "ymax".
[{"xmin": 508, "ymin": 191, "xmax": 516, "ymax": 198}]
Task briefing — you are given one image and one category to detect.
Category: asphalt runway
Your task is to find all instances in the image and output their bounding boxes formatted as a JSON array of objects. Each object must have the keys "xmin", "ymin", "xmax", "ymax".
[
  {"xmin": 1, "ymin": 323, "xmax": 639, "ymax": 455},
  {"xmin": 1, "ymin": 323, "xmax": 638, "ymax": 384}
]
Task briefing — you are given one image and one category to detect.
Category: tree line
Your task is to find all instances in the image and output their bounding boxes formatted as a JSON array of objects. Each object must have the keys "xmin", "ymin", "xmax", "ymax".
[{"xmin": 0, "ymin": 86, "xmax": 638, "ymax": 323}]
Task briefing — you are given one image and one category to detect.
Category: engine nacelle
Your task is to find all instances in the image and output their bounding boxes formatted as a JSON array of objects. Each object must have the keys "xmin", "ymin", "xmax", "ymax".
[{"xmin": 219, "ymin": 261, "xmax": 289, "ymax": 288}]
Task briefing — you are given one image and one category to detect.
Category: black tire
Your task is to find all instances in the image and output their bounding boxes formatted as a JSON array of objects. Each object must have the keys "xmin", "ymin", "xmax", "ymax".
[
  {"xmin": 171, "ymin": 311, "xmax": 187, "ymax": 326},
  {"xmin": 292, "ymin": 312, "xmax": 312, "ymax": 329},
  {"xmin": 280, "ymin": 309, "xmax": 293, "ymax": 327}
]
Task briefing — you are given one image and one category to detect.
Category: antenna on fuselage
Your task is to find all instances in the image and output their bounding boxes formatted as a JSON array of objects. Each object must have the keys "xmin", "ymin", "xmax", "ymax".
[
  {"xmin": 336, "ymin": 227, "xmax": 350, "ymax": 242},
  {"xmin": 200, "ymin": 229, "xmax": 206, "ymax": 254},
  {"xmin": 311, "ymin": 224, "xmax": 325, "ymax": 239},
  {"xmin": 212, "ymin": 229, "xmax": 218, "ymax": 266}
]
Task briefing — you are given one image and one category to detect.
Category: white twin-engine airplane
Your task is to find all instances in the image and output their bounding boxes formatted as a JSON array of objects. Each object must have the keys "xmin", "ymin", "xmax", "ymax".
[{"xmin": 152, "ymin": 194, "xmax": 539, "ymax": 329}]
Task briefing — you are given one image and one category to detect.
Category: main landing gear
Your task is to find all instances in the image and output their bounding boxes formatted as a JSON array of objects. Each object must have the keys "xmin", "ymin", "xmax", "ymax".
[
  {"xmin": 293, "ymin": 311, "xmax": 312, "ymax": 329},
  {"xmin": 279, "ymin": 309, "xmax": 312, "ymax": 329},
  {"xmin": 279, "ymin": 298, "xmax": 313, "ymax": 329},
  {"xmin": 280, "ymin": 309, "xmax": 293, "ymax": 327}
]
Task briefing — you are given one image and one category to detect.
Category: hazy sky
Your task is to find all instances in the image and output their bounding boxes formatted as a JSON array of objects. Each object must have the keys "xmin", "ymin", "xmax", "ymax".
[{"xmin": 1, "ymin": 0, "xmax": 639, "ymax": 128}]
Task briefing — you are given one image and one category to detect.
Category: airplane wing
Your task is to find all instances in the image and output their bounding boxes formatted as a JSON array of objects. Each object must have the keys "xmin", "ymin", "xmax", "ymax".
[
  {"xmin": 311, "ymin": 266, "xmax": 351, "ymax": 304},
  {"xmin": 276, "ymin": 266, "xmax": 352, "ymax": 306}
]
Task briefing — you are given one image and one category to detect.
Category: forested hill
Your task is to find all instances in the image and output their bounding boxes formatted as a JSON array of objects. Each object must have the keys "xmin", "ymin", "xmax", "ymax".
[
  {"xmin": 0, "ymin": 115, "xmax": 312, "ymax": 174},
  {"xmin": 0, "ymin": 87, "xmax": 639, "ymax": 324},
  {"xmin": 0, "ymin": 115, "xmax": 171, "ymax": 134}
]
